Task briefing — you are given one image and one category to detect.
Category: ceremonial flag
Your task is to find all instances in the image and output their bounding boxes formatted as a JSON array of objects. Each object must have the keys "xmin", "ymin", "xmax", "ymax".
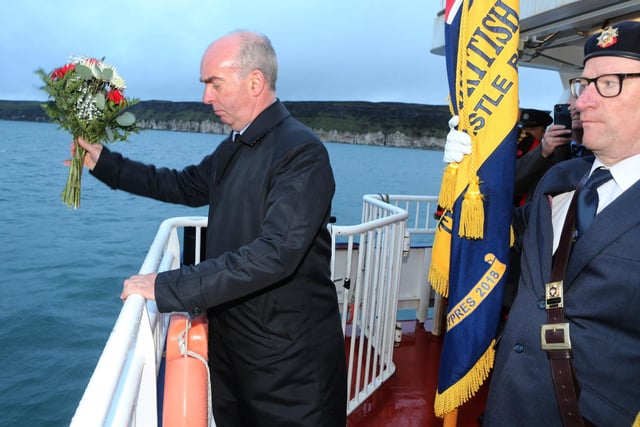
[{"xmin": 431, "ymin": 0, "xmax": 520, "ymax": 418}]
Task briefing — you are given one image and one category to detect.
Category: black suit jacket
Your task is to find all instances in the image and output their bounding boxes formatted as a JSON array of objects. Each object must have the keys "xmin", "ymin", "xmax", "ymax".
[{"xmin": 484, "ymin": 156, "xmax": 640, "ymax": 426}]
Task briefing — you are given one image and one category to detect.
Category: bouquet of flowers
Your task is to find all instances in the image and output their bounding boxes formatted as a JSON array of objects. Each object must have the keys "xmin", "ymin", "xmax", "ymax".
[{"xmin": 36, "ymin": 57, "xmax": 139, "ymax": 209}]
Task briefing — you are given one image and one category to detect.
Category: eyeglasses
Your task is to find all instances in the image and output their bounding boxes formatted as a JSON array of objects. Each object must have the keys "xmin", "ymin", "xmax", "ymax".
[{"xmin": 569, "ymin": 73, "xmax": 640, "ymax": 98}]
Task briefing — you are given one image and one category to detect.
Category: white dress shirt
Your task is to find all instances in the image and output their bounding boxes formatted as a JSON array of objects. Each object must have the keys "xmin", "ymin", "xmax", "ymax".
[{"xmin": 551, "ymin": 153, "xmax": 640, "ymax": 252}]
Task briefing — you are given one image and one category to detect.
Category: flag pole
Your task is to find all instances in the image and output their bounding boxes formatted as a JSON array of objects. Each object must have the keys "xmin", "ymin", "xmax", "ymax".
[{"xmin": 443, "ymin": 409, "xmax": 458, "ymax": 427}]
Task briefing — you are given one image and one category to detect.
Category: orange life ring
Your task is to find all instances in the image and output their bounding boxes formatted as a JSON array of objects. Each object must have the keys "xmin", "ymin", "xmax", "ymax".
[{"xmin": 162, "ymin": 314, "xmax": 209, "ymax": 427}]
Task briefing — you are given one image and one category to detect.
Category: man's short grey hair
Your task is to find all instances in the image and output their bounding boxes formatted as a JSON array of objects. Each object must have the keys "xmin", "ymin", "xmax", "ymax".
[{"xmin": 233, "ymin": 31, "xmax": 278, "ymax": 91}]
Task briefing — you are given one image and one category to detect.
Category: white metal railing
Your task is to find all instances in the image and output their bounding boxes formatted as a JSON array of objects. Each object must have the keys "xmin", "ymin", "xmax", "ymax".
[
  {"xmin": 71, "ymin": 193, "xmax": 423, "ymax": 424},
  {"xmin": 349, "ymin": 195, "xmax": 440, "ymax": 324},
  {"xmin": 70, "ymin": 217, "xmax": 207, "ymax": 427},
  {"xmin": 377, "ymin": 195, "xmax": 442, "ymax": 329},
  {"xmin": 329, "ymin": 195, "xmax": 409, "ymax": 415},
  {"xmin": 382, "ymin": 194, "xmax": 439, "ymax": 237}
]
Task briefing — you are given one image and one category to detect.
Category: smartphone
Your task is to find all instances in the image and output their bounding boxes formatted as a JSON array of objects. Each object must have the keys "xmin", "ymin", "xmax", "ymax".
[{"xmin": 553, "ymin": 103, "xmax": 572, "ymax": 130}]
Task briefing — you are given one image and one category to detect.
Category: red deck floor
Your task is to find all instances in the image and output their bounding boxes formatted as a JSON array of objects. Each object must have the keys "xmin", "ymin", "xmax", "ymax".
[{"xmin": 347, "ymin": 320, "xmax": 488, "ymax": 427}]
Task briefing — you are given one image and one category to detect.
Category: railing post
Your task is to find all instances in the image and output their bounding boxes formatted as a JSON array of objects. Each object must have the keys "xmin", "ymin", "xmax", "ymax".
[{"xmin": 330, "ymin": 195, "xmax": 409, "ymax": 414}]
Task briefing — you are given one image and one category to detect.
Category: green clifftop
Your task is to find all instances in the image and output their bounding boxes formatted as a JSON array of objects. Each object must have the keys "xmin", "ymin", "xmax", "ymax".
[{"xmin": 0, "ymin": 100, "xmax": 449, "ymax": 149}]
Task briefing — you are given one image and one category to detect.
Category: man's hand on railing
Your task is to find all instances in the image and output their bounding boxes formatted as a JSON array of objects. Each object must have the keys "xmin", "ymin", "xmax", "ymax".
[
  {"xmin": 122, "ymin": 273, "xmax": 158, "ymax": 302},
  {"xmin": 443, "ymin": 115, "xmax": 472, "ymax": 163}
]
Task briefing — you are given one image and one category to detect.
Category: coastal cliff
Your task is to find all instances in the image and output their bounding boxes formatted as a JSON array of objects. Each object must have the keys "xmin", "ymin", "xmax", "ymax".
[
  {"xmin": 136, "ymin": 119, "xmax": 445, "ymax": 150},
  {"xmin": 0, "ymin": 100, "xmax": 448, "ymax": 150}
]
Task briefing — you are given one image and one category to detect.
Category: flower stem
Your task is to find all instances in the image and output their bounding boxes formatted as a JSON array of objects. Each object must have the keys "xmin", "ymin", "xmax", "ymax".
[{"xmin": 61, "ymin": 137, "xmax": 86, "ymax": 209}]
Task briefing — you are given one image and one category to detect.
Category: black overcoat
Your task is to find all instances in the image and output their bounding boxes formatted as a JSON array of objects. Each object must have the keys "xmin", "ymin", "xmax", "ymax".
[{"xmin": 91, "ymin": 100, "xmax": 347, "ymax": 427}]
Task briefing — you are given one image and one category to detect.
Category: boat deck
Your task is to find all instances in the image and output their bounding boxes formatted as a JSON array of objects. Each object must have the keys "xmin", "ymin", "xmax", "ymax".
[{"xmin": 347, "ymin": 320, "xmax": 488, "ymax": 427}]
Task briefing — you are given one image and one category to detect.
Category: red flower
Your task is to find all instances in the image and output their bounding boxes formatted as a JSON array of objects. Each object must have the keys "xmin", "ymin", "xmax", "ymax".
[
  {"xmin": 51, "ymin": 63, "xmax": 75, "ymax": 80},
  {"xmin": 107, "ymin": 89, "xmax": 125, "ymax": 104}
]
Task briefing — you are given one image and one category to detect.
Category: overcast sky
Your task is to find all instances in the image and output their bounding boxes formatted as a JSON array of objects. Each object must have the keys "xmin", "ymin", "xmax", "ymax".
[{"xmin": 1, "ymin": 0, "xmax": 564, "ymax": 111}]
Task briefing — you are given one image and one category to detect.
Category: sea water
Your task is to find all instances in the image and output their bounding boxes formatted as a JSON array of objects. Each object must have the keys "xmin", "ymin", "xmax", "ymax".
[{"xmin": 0, "ymin": 120, "xmax": 443, "ymax": 426}]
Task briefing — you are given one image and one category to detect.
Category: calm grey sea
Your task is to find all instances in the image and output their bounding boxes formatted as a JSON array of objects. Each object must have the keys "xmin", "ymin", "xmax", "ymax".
[{"xmin": 0, "ymin": 120, "xmax": 443, "ymax": 426}]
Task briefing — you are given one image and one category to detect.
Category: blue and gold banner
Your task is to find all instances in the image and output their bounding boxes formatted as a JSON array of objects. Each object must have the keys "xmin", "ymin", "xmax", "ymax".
[{"xmin": 432, "ymin": 0, "xmax": 519, "ymax": 417}]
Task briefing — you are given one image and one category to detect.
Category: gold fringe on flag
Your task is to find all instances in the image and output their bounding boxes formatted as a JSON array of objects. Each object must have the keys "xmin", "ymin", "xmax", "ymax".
[
  {"xmin": 428, "ymin": 263, "xmax": 449, "ymax": 298},
  {"xmin": 510, "ymin": 225, "xmax": 515, "ymax": 248},
  {"xmin": 434, "ymin": 339, "xmax": 496, "ymax": 417},
  {"xmin": 429, "ymin": 225, "xmax": 450, "ymax": 297},
  {"xmin": 459, "ymin": 174, "xmax": 484, "ymax": 239},
  {"xmin": 438, "ymin": 163, "xmax": 459, "ymax": 211}
]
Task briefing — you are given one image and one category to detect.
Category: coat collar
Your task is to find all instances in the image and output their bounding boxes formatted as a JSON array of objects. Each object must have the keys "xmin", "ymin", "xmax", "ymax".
[
  {"xmin": 234, "ymin": 99, "xmax": 291, "ymax": 147},
  {"xmin": 537, "ymin": 156, "xmax": 595, "ymax": 195},
  {"xmin": 566, "ymin": 177, "xmax": 640, "ymax": 285},
  {"xmin": 524, "ymin": 156, "xmax": 595, "ymax": 291},
  {"xmin": 531, "ymin": 156, "xmax": 640, "ymax": 289}
]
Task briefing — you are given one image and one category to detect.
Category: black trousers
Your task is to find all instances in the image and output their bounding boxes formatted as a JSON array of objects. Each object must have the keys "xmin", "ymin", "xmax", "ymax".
[{"xmin": 208, "ymin": 311, "xmax": 347, "ymax": 427}]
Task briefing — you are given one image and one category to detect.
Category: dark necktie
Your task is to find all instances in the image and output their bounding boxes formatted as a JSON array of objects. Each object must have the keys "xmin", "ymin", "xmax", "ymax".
[{"xmin": 575, "ymin": 167, "xmax": 613, "ymax": 239}]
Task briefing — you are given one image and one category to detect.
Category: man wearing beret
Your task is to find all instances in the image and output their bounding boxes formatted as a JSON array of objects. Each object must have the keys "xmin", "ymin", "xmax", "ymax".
[
  {"xmin": 484, "ymin": 21, "xmax": 640, "ymax": 426},
  {"xmin": 514, "ymin": 108, "xmax": 572, "ymax": 206},
  {"xmin": 517, "ymin": 109, "xmax": 554, "ymax": 157},
  {"xmin": 503, "ymin": 109, "xmax": 573, "ymax": 317}
]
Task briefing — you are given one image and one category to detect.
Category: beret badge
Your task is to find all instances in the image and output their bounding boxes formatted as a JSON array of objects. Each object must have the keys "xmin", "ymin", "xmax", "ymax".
[{"xmin": 596, "ymin": 26, "xmax": 619, "ymax": 48}]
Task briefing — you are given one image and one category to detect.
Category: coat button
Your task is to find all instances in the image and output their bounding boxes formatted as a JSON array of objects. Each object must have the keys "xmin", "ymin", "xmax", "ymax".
[
  {"xmin": 193, "ymin": 307, "xmax": 202, "ymax": 316},
  {"xmin": 537, "ymin": 299, "xmax": 546, "ymax": 310},
  {"xmin": 514, "ymin": 343, "xmax": 524, "ymax": 353}
]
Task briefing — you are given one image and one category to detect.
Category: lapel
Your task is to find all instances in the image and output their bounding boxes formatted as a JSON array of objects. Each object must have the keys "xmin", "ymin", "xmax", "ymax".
[
  {"xmin": 525, "ymin": 158, "xmax": 593, "ymax": 289},
  {"xmin": 526, "ymin": 156, "xmax": 640, "ymax": 291},
  {"xmin": 237, "ymin": 99, "xmax": 291, "ymax": 147},
  {"xmin": 565, "ymin": 178, "xmax": 640, "ymax": 285},
  {"xmin": 213, "ymin": 100, "xmax": 292, "ymax": 185}
]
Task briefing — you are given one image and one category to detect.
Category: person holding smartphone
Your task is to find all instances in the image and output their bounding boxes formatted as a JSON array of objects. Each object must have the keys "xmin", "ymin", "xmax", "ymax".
[
  {"xmin": 502, "ymin": 108, "xmax": 573, "ymax": 322},
  {"xmin": 514, "ymin": 108, "xmax": 573, "ymax": 206},
  {"xmin": 565, "ymin": 94, "xmax": 594, "ymax": 158}
]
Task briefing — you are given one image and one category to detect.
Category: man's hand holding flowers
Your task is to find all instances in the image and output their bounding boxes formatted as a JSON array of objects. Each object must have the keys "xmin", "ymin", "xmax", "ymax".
[{"xmin": 37, "ymin": 56, "xmax": 139, "ymax": 208}]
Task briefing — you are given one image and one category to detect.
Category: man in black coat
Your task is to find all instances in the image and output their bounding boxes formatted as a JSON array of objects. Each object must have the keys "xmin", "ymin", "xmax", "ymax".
[{"xmin": 76, "ymin": 31, "xmax": 346, "ymax": 427}]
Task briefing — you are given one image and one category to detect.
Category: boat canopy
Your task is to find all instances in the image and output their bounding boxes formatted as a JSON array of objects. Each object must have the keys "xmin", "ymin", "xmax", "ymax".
[{"xmin": 431, "ymin": 0, "xmax": 640, "ymax": 85}]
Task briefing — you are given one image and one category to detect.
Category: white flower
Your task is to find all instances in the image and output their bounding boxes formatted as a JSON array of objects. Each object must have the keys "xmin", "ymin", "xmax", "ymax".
[
  {"xmin": 107, "ymin": 67, "xmax": 127, "ymax": 89},
  {"xmin": 74, "ymin": 89, "xmax": 101, "ymax": 121},
  {"xmin": 69, "ymin": 55, "xmax": 93, "ymax": 67}
]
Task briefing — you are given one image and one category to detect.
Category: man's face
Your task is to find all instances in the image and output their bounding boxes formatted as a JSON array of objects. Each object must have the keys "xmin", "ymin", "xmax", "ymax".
[
  {"xmin": 200, "ymin": 37, "xmax": 254, "ymax": 131},
  {"xmin": 575, "ymin": 56, "xmax": 640, "ymax": 165},
  {"xmin": 567, "ymin": 96, "xmax": 584, "ymax": 144},
  {"xmin": 522, "ymin": 125, "xmax": 545, "ymax": 142},
  {"xmin": 567, "ymin": 96, "xmax": 582, "ymax": 131}
]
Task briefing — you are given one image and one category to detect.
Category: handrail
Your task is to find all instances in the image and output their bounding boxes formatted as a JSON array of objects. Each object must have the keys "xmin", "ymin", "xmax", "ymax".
[
  {"xmin": 383, "ymin": 194, "xmax": 439, "ymax": 236},
  {"xmin": 70, "ymin": 217, "xmax": 207, "ymax": 427},
  {"xmin": 71, "ymin": 196, "xmax": 416, "ymax": 424},
  {"xmin": 330, "ymin": 195, "xmax": 408, "ymax": 235}
]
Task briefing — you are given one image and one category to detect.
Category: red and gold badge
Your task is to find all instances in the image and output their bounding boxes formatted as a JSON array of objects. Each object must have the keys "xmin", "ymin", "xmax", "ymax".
[{"xmin": 596, "ymin": 26, "xmax": 619, "ymax": 48}]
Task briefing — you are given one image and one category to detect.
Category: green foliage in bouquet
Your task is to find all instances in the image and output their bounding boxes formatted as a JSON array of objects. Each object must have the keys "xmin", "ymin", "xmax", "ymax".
[{"xmin": 36, "ymin": 57, "xmax": 140, "ymax": 209}]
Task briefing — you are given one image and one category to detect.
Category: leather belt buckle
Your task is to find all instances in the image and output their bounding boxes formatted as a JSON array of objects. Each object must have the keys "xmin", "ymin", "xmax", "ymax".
[{"xmin": 541, "ymin": 322, "xmax": 572, "ymax": 350}]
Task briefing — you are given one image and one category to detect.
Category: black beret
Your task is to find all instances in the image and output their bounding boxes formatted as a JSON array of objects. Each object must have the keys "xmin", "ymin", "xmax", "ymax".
[
  {"xmin": 519, "ymin": 109, "xmax": 552, "ymax": 128},
  {"xmin": 584, "ymin": 21, "xmax": 640, "ymax": 63}
]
